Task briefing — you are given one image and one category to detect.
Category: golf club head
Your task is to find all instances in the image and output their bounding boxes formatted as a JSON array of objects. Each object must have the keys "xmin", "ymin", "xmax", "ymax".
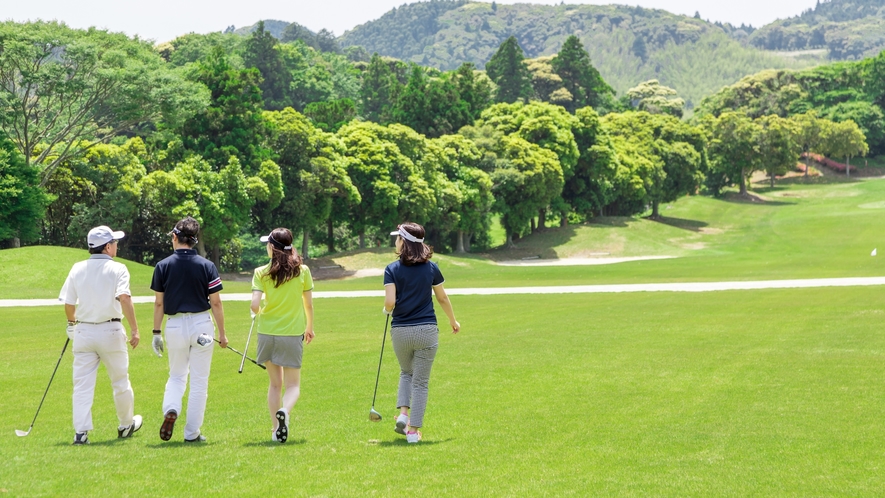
[
  {"xmin": 369, "ymin": 408, "xmax": 382, "ymax": 422},
  {"xmin": 15, "ymin": 429, "xmax": 30, "ymax": 437}
]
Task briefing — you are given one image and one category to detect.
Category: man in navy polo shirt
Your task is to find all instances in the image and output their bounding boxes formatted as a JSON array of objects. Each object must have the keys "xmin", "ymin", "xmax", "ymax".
[{"xmin": 150, "ymin": 216, "xmax": 228, "ymax": 443}]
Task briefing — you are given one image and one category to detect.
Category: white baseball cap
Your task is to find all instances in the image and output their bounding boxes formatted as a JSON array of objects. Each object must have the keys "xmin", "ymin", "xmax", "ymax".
[{"xmin": 87, "ymin": 226, "xmax": 125, "ymax": 248}]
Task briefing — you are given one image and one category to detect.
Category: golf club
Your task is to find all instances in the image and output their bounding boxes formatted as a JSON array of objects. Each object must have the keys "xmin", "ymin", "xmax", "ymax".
[
  {"xmin": 369, "ymin": 315, "xmax": 390, "ymax": 422},
  {"xmin": 16, "ymin": 337, "xmax": 70, "ymax": 437},
  {"xmin": 239, "ymin": 315, "xmax": 256, "ymax": 374},
  {"xmin": 215, "ymin": 338, "xmax": 265, "ymax": 370}
]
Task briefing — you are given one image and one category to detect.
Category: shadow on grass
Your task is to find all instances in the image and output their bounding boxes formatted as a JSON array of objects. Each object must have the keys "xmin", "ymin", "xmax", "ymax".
[
  {"xmin": 55, "ymin": 439, "xmax": 129, "ymax": 447},
  {"xmin": 243, "ymin": 438, "xmax": 307, "ymax": 447},
  {"xmin": 482, "ymin": 225, "xmax": 580, "ymax": 261},
  {"xmin": 648, "ymin": 216, "xmax": 708, "ymax": 232},
  {"xmin": 767, "ymin": 175, "xmax": 860, "ymax": 186},
  {"xmin": 375, "ymin": 437, "xmax": 453, "ymax": 447},
  {"xmin": 720, "ymin": 191, "xmax": 793, "ymax": 206}
]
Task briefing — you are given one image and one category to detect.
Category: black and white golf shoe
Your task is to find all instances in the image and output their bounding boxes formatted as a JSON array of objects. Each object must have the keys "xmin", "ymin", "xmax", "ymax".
[
  {"xmin": 159, "ymin": 409, "xmax": 177, "ymax": 441},
  {"xmin": 118, "ymin": 414, "xmax": 143, "ymax": 438},
  {"xmin": 184, "ymin": 433, "xmax": 206, "ymax": 443},
  {"xmin": 72, "ymin": 432, "xmax": 89, "ymax": 445}
]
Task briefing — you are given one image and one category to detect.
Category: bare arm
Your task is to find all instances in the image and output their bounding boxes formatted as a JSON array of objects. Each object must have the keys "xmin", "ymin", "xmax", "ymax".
[
  {"xmin": 384, "ymin": 284, "xmax": 396, "ymax": 313},
  {"xmin": 153, "ymin": 292, "xmax": 165, "ymax": 331},
  {"xmin": 250, "ymin": 290, "xmax": 262, "ymax": 316},
  {"xmin": 65, "ymin": 304, "xmax": 76, "ymax": 322},
  {"xmin": 299, "ymin": 290, "xmax": 313, "ymax": 344},
  {"xmin": 209, "ymin": 292, "xmax": 227, "ymax": 348},
  {"xmin": 118, "ymin": 294, "xmax": 139, "ymax": 348},
  {"xmin": 433, "ymin": 284, "xmax": 460, "ymax": 334}
]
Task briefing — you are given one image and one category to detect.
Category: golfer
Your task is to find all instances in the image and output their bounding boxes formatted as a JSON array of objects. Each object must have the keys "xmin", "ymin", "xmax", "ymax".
[
  {"xmin": 250, "ymin": 228, "xmax": 314, "ymax": 443},
  {"xmin": 59, "ymin": 225, "xmax": 142, "ymax": 445},
  {"xmin": 150, "ymin": 216, "xmax": 227, "ymax": 443},
  {"xmin": 383, "ymin": 222, "xmax": 460, "ymax": 443}
]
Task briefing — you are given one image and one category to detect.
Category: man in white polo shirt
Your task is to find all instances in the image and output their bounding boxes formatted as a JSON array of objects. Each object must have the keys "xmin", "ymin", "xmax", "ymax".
[{"xmin": 59, "ymin": 225, "xmax": 142, "ymax": 445}]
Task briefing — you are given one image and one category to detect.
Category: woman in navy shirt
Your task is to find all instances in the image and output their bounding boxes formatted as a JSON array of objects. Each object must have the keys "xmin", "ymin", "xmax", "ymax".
[{"xmin": 383, "ymin": 222, "xmax": 460, "ymax": 443}]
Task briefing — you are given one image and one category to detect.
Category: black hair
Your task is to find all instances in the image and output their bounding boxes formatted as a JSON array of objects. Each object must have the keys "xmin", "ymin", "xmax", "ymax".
[
  {"xmin": 89, "ymin": 244, "xmax": 108, "ymax": 255},
  {"xmin": 173, "ymin": 216, "xmax": 200, "ymax": 247}
]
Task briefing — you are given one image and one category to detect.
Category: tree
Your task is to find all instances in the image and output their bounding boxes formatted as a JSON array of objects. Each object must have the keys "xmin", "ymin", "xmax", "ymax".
[
  {"xmin": 706, "ymin": 112, "xmax": 760, "ymax": 196},
  {"xmin": 0, "ymin": 131, "xmax": 49, "ymax": 246},
  {"xmin": 430, "ymin": 135, "xmax": 494, "ymax": 252},
  {"xmin": 451, "ymin": 63, "xmax": 493, "ymax": 122},
  {"xmin": 755, "ymin": 115, "xmax": 800, "ymax": 188},
  {"xmin": 243, "ymin": 21, "xmax": 292, "ymax": 110},
  {"xmin": 822, "ymin": 119, "xmax": 869, "ymax": 178},
  {"xmin": 562, "ymin": 107, "xmax": 618, "ymax": 220},
  {"xmin": 179, "ymin": 46, "xmax": 268, "ymax": 172},
  {"xmin": 601, "ymin": 112, "xmax": 704, "ymax": 218},
  {"xmin": 485, "ymin": 37, "xmax": 533, "ymax": 104},
  {"xmin": 0, "ymin": 21, "xmax": 208, "ymax": 186},
  {"xmin": 360, "ymin": 54, "xmax": 400, "ymax": 123},
  {"xmin": 791, "ymin": 111, "xmax": 827, "ymax": 178},
  {"xmin": 551, "ymin": 35, "xmax": 615, "ymax": 113},
  {"xmin": 626, "ymin": 80, "xmax": 685, "ymax": 118},
  {"xmin": 304, "ymin": 98, "xmax": 357, "ymax": 132},
  {"xmin": 390, "ymin": 65, "xmax": 471, "ymax": 138},
  {"xmin": 263, "ymin": 109, "xmax": 359, "ymax": 256},
  {"xmin": 479, "ymin": 101, "xmax": 579, "ymax": 228},
  {"xmin": 490, "ymin": 136, "xmax": 564, "ymax": 246},
  {"xmin": 336, "ymin": 121, "xmax": 433, "ymax": 247}
]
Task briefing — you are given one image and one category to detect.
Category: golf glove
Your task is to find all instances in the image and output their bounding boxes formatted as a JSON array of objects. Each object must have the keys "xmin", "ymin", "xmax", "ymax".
[
  {"xmin": 382, "ymin": 306, "xmax": 393, "ymax": 316},
  {"xmin": 250, "ymin": 310, "xmax": 257, "ymax": 320},
  {"xmin": 66, "ymin": 324, "xmax": 76, "ymax": 340},
  {"xmin": 152, "ymin": 334, "xmax": 164, "ymax": 357}
]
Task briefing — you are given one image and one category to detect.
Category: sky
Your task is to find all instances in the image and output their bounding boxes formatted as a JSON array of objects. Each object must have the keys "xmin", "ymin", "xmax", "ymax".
[{"xmin": 3, "ymin": 0, "xmax": 821, "ymax": 43}]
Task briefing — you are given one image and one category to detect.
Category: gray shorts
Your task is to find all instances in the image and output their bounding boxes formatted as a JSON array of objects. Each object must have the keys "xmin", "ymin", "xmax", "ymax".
[{"xmin": 256, "ymin": 334, "xmax": 304, "ymax": 369}]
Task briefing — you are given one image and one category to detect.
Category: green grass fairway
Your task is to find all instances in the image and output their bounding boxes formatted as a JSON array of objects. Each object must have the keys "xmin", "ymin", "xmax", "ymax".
[{"xmin": 2, "ymin": 290, "xmax": 884, "ymax": 496}]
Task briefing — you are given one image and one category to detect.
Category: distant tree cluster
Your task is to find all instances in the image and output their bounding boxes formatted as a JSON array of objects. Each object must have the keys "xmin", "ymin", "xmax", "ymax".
[{"xmin": 0, "ymin": 20, "xmax": 877, "ymax": 266}]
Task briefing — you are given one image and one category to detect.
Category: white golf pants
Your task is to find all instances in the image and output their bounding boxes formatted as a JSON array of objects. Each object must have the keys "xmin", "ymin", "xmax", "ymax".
[
  {"xmin": 162, "ymin": 312, "xmax": 214, "ymax": 440},
  {"xmin": 72, "ymin": 322, "xmax": 134, "ymax": 433}
]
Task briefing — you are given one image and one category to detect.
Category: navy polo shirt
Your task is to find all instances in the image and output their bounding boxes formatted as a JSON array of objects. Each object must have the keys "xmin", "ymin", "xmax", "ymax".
[
  {"xmin": 151, "ymin": 249, "xmax": 223, "ymax": 315},
  {"xmin": 383, "ymin": 260, "xmax": 444, "ymax": 327}
]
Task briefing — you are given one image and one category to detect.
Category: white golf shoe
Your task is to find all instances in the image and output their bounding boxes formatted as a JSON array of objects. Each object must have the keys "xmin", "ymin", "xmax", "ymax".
[
  {"xmin": 394, "ymin": 413, "xmax": 409, "ymax": 435},
  {"xmin": 406, "ymin": 430, "xmax": 422, "ymax": 444}
]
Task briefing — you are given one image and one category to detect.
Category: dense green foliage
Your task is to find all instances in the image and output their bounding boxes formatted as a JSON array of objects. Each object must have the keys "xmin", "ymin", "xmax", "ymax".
[
  {"xmin": 697, "ymin": 52, "xmax": 885, "ymax": 154},
  {"xmin": 749, "ymin": 0, "xmax": 885, "ymax": 60},
  {"xmin": 338, "ymin": 2, "xmax": 816, "ymax": 108}
]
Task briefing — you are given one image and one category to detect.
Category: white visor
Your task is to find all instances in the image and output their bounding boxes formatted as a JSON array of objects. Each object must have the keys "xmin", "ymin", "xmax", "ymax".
[
  {"xmin": 390, "ymin": 226, "xmax": 424, "ymax": 243},
  {"xmin": 260, "ymin": 234, "xmax": 293, "ymax": 250}
]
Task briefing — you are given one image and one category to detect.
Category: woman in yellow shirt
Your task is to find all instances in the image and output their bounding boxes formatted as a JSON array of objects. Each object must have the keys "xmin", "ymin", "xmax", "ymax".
[{"xmin": 250, "ymin": 228, "xmax": 314, "ymax": 443}]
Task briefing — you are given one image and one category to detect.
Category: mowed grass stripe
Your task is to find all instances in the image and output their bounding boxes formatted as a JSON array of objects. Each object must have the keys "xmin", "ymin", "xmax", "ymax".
[{"xmin": 1, "ymin": 289, "xmax": 883, "ymax": 496}]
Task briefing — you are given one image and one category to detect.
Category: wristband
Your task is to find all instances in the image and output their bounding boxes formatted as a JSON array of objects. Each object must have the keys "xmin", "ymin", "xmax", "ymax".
[{"xmin": 152, "ymin": 329, "xmax": 162, "ymax": 335}]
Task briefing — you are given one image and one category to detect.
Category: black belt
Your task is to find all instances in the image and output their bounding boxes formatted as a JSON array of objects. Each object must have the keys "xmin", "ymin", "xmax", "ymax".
[{"xmin": 79, "ymin": 318, "xmax": 122, "ymax": 324}]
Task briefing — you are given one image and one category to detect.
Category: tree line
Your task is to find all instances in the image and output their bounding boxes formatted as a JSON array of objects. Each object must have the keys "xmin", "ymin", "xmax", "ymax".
[{"xmin": 0, "ymin": 21, "xmax": 874, "ymax": 271}]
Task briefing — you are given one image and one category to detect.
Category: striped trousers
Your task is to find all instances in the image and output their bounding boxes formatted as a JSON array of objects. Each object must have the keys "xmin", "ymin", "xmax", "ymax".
[{"xmin": 391, "ymin": 324, "xmax": 439, "ymax": 428}]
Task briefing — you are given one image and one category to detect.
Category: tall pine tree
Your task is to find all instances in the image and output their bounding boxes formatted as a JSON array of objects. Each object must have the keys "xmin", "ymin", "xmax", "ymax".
[
  {"xmin": 243, "ymin": 21, "xmax": 291, "ymax": 110},
  {"xmin": 551, "ymin": 35, "xmax": 614, "ymax": 113},
  {"xmin": 485, "ymin": 37, "xmax": 533, "ymax": 104}
]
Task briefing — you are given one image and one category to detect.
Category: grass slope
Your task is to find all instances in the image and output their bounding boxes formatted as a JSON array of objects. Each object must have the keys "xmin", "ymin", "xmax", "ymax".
[
  {"xmin": 5, "ymin": 177, "xmax": 885, "ymax": 297},
  {"xmin": 0, "ymin": 246, "xmax": 156, "ymax": 299},
  {"xmin": 1, "ymin": 290, "xmax": 883, "ymax": 495}
]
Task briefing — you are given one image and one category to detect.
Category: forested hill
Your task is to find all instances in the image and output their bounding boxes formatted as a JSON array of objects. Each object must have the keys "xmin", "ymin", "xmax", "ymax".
[
  {"xmin": 749, "ymin": 0, "xmax": 885, "ymax": 59},
  {"xmin": 335, "ymin": 1, "xmax": 813, "ymax": 109}
]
